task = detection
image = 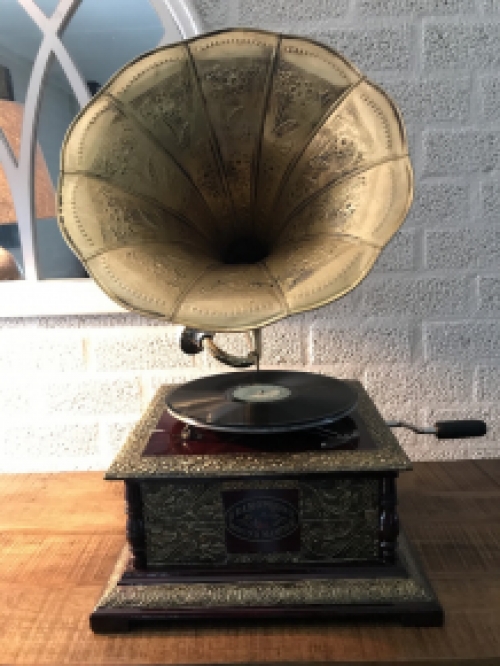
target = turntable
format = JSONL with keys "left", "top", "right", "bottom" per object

{"left": 57, "top": 29, "right": 486, "bottom": 632}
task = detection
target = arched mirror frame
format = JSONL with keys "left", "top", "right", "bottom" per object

{"left": 0, "top": 0, "right": 201, "bottom": 316}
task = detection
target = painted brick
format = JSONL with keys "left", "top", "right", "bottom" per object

{"left": 238, "top": 0, "right": 349, "bottom": 25}
{"left": 425, "top": 229, "right": 500, "bottom": 269}
{"left": 478, "top": 277, "right": 500, "bottom": 315}
{"left": 0, "top": 331, "right": 85, "bottom": 372}
{"left": 378, "top": 78, "right": 470, "bottom": 123}
{"left": 304, "top": 363, "right": 366, "bottom": 382}
{"left": 307, "top": 285, "right": 362, "bottom": 320}
{"left": 315, "top": 27, "right": 412, "bottom": 72}
{"left": 358, "top": 0, "right": 474, "bottom": 16}
{"left": 311, "top": 319, "right": 412, "bottom": 364}
{"left": 481, "top": 180, "right": 500, "bottom": 225}
{"left": 101, "top": 418, "right": 138, "bottom": 459}
{"left": 423, "top": 22, "right": 500, "bottom": 70}
{"left": 467, "top": 444, "right": 500, "bottom": 459}
{"left": 365, "top": 362, "right": 473, "bottom": 408}
{"left": 90, "top": 328, "right": 192, "bottom": 371}
{"left": 425, "top": 321, "right": 500, "bottom": 361}
{"left": 483, "top": 0, "right": 500, "bottom": 11}
{"left": 366, "top": 387, "right": 418, "bottom": 422}
{"left": 423, "top": 131, "right": 500, "bottom": 176}
{"left": 405, "top": 181, "right": 469, "bottom": 228}
{"left": 42, "top": 375, "right": 143, "bottom": 415}
{"left": 261, "top": 317, "right": 305, "bottom": 366}
{"left": 481, "top": 77, "right": 500, "bottom": 122}
{"left": 0, "top": 374, "right": 38, "bottom": 418}
{"left": 372, "top": 230, "right": 416, "bottom": 272}
{"left": 356, "top": 322, "right": 413, "bottom": 365}
{"left": 475, "top": 365, "right": 500, "bottom": 401}
{"left": 361, "top": 276, "right": 470, "bottom": 317}
{"left": 195, "top": 0, "right": 232, "bottom": 30}
{"left": 0, "top": 422, "right": 100, "bottom": 459}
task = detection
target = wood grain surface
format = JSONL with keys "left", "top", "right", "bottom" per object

{"left": 1, "top": 461, "right": 500, "bottom": 665}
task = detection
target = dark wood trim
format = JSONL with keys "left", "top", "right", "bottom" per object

{"left": 379, "top": 474, "right": 399, "bottom": 564}
{"left": 124, "top": 480, "right": 147, "bottom": 570}
{"left": 90, "top": 599, "right": 444, "bottom": 634}
{"left": 120, "top": 557, "right": 408, "bottom": 584}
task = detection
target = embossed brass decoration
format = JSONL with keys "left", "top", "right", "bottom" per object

{"left": 58, "top": 29, "right": 412, "bottom": 331}
{"left": 96, "top": 533, "right": 434, "bottom": 611}
{"left": 105, "top": 381, "right": 412, "bottom": 480}
{"left": 141, "top": 477, "right": 379, "bottom": 567}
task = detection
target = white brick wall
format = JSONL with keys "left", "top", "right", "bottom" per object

{"left": 405, "top": 182, "right": 470, "bottom": 227}
{"left": 317, "top": 27, "right": 414, "bottom": 72}
{"left": 1, "top": 0, "right": 499, "bottom": 471}
{"left": 423, "top": 22, "right": 500, "bottom": 70}
{"left": 482, "top": 180, "right": 500, "bottom": 223}
{"left": 423, "top": 130, "right": 500, "bottom": 175}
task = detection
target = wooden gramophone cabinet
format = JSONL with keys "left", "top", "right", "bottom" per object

{"left": 90, "top": 381, "right": 443, "bottom": 633}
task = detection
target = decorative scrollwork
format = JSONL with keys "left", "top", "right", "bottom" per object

{"left": 140, "top": 475, "right": 379, "bottom": 567}
{"left": 107, "top": 381, "right": 412, "bottom": 479}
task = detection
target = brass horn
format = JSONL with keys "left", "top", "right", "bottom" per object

{"left": 58, "top": 29, "right": 412, "bottom": 356}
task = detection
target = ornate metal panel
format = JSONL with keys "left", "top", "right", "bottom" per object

{"left": 96, "top": 533, "right": 435, "bottom": 610}
{"left": 141, "top": 476, "right": 380, "bottom": 567}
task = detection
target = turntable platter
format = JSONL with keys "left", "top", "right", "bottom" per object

{"left": 166, "top": 371, "right": 357, "bottom": 433}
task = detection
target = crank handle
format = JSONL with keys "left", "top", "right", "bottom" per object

{"left": 386, "top": 419, "right": 487, "bottom": 439}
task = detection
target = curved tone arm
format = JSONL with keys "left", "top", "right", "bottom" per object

{"left": 180, "top": 327, "right": 262, "bottom": 369}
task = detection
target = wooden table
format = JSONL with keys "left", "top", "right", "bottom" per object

{"left": 1, "top": 460, "right": 500, "bottom": 665}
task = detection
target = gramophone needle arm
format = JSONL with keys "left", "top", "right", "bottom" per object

{"left": 203, "top": 337, "right": 259, "bottom": 368}
{"left": 178, "top": 327, "right": 261, "bottom": 369}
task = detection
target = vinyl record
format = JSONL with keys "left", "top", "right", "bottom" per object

{"left": 166, "top": 370, "right": 357, "bottom": 433}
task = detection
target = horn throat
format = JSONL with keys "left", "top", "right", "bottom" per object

{"left": 221, "top": 235, "right": 270, "bottom": 265}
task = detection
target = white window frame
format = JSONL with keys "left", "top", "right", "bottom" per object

{"left": 0, "top": 0, "right": 201, "bottom": 317}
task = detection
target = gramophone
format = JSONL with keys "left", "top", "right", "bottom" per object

{"left": 57, "top": 29, "right": 486, "bottom": 633}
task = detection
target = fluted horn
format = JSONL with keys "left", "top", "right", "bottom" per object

{"left": 58, "top": 28, "right": 412, "bottom": 334}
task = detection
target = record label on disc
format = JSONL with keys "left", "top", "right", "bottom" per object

{"left": 166, "top": 370, "right": 357, "bottom": 434}
{"left": 232, "top": 384, "right": 291, "bottom": 402}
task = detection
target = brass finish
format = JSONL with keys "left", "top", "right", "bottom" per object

{"left": 58, "top": 29, "right": 412, "bottom": 332}
{"left": 105, "top": 381, "right": 412, "bottom": 480}
{"left": 141, "top": 477, "right": 380, "bottom": 566}
{"left": 95, "top": 532, "right": 433, "bottom": 611}
{"left": 204, "top": 330, "right": 261, "bottom": 368}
